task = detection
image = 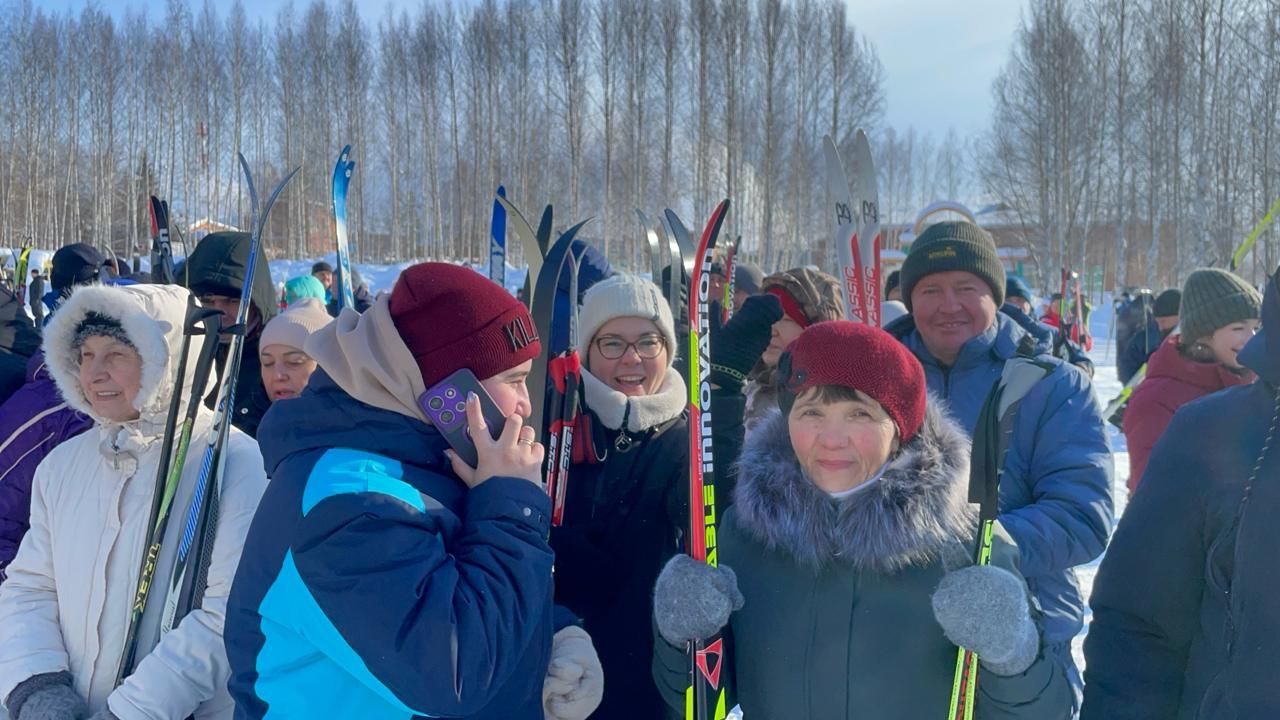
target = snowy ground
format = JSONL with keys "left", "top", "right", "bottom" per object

{"left": 1071, "top": 301, "right": 1127, "bottom": 673}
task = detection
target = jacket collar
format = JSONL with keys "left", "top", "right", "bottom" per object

{"left": 732, "top": 399, "right": 975, "bottom": 572}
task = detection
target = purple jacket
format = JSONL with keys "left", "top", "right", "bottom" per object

{"left": 0, "top": 352, "right": 93, "bottom": 580}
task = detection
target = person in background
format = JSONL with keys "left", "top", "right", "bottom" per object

{"left": 1003, "top": 276, "right": 1094, "bottom": 377}
{"left": 310, "top": 261, "right": 334, "bottom": 300}
{"left": 884, "top": 269, "right": 902, "bottom": 302}
{"left": 259, "top": 298, "right": 333, "bottom": 402}
{"left": 324, "top": 267, "right": 374, "bottom": 316}
{"left": 1082, "top": 265, "right": 1279, "bottom": 719}
{"left": 283, "top": 275, "right": 326, "bottom": 308}
{"left": 1122, "top": 269, "right": 1260, "bottom": 492}
{"left": 180, "top": 232, "right": 279, "bottom": 439}
{"left": 1118, "top": 288, "right": 1180, "bottom": 384}
{"left": 884, "top": 221, "right": 1113, "bottom": 708}
{"left": 27, "top": 270, "right": 44, "bottom": 327}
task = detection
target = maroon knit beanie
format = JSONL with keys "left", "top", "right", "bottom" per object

{"left": 389, "top": 263, "right": 541, "bottom": 388}
{"left": 777, "top": 320, "right": 927, "bottom": 441}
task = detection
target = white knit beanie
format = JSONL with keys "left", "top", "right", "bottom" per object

{"left": 577, "top": 273, "right": 677, "bottom": 366}
{"left": 260, "top": 297, "right": 333, "bottom": 353}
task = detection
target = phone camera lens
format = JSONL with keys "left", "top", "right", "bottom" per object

{"left": 440, "top": 410, "right": 454, "bottom": 424}
{"left": 428, "top": 396, "right": 444, "bottom": 411}
{"left": 455, "top": 402, "right": 466, "bottom": 413}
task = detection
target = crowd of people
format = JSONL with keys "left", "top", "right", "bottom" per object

{"left": 0, "top": 216, "right": 1271, "bottom": 720}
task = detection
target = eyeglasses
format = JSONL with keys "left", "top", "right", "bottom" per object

{"left": 594, "top": 334, "right": 666, "bottom": 360}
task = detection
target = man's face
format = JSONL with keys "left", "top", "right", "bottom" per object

{"left": 910, "top": 271, "right": 999, "bottom": 366}
{"left": 314, "top": 270, "right": 334, "bottom": 290}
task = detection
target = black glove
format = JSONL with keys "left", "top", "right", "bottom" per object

{"left": 708, "top": 294, "right": 783, "bottom": 391}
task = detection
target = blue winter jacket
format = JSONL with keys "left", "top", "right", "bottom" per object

{"left": 225, "top": 371, "right": 556, "bottom": 719}
{"left": 886, "top": 313, "right": 1114, "bottom": 694}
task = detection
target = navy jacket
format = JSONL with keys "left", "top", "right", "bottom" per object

{"left": 1001, "top": 303, "right": 1093, "bottom": 375}
{"left": 1082, "top": 275, "right": 1280, "bottom": 719}
{"left": 225, "top": 371, "right": 556, "bottom": 719}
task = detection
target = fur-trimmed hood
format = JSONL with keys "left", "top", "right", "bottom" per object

{"left": 733, "top": 397, "right": 975, "bottom": 572}
{"left": 42, "top": 284, "right": 202, "bottom": 435}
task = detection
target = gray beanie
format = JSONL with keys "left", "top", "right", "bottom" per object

{"left": 1180, "top": 269, "right": 1262, "bottom": 343}
{"left": 900, "top": 221, "right": 1006, "bottom": 311}
{"left": 577, "top": 273, "right": 677, "bottom": 366}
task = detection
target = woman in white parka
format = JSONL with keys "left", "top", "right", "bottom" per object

{"left": 0, "top": 283, "right": 267, "bottom": 720}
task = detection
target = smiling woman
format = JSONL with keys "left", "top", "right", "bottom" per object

{"left": 72, "top": 314, "right": 143, "bottom": 423}
{"left": 548, "top": 273, "right": 691, "bottom": 720}
{"left": 651, "top": 320, "right": 1075, "bottom": 720}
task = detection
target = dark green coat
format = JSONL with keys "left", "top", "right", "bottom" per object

{"left": 655, "top": 404, "right": 1073, "bottom": 720}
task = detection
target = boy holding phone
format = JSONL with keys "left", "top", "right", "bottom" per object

{"left": 224, "top": 263, "right": 603, "bottom": 720}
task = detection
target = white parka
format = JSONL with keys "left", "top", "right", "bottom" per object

{"left": 0, "top": 284, "right": 267, "bottom": 720}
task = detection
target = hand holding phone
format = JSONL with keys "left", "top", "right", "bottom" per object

{"left": 420, "top": 369, "right": 543, "bottom": 488}
{"left": 446, "top": 394, "right": 544, "bottom": 488}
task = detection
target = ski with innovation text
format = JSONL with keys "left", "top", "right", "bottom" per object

{"left": 671, "top": 200, "right": 731, "bottom": 720}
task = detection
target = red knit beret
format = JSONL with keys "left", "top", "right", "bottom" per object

{"left": 389, "top": 263, "right": 541, "bottom": 388}
{"left": 778, "top": 320, "right": 927, "bottom": 441}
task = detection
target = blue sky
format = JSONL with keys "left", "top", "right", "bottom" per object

{"left": 39, "top": 0, "right": 1022, "bottom": 140}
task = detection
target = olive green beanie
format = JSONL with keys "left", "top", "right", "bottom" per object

{"left": 900, "top": 221, "right": 1006, "bottom": 311}
{"left": 1179, "top": 268, "right": 1261, "bottom": 343}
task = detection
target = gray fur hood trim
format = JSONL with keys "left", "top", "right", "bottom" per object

{"left": 732, "top": 397, "right": 976, "bottom": 572}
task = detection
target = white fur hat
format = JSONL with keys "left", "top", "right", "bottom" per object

{"left": 576, "top": 273, "right": 677, "bottom": 366}
{"left": 260, "top": 298, "right": 333, "bottom": 354}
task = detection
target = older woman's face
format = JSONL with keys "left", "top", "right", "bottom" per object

{"left": 762, "top": 316, "right": 804, "bottom": 368}
{"left": 787, "top": 387, "right": 897, "bottom": 494}
{"left": 78, "top": 336, "right": 144, "bottom": 422}
{"left": 260, "top": 344, "right": 319, "bottom": 401}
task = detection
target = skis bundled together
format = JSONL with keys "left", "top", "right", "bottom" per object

{"left": 823, "top": 130, "right": 881, "bottom": 326}
{"left": 115, "top": 298, "right": 223, "bottom": 684}
{"left": 514, "top": 196, "right": 591, "bottom": 525}
{"left": 331, "top": 146, "right": 356, "bottom": 311}
{"left": 161, "top": 157, "right": 299, "bottom": 634}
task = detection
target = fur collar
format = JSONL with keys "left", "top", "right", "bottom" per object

{"left": 42, "top": 284, "right": 200, "bottom": 436}
{"left": 581, "top": 367, "right": 687, "bottom": 432}
{"left": 733, "top": 398, "right": 975, "bottom": 572}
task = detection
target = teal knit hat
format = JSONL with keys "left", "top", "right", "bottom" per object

{"left": 1179, "top": 268, "right": 1262, "bottom": 343}
{"left": 900, "top": 221, "right": 1006, "bottom": 311}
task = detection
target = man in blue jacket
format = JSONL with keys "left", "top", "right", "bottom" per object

{"left": 885, "top": 221, "right": 1114, "bottom": 706}
{"left": 225, "top": 263, "right": 603, "bottom": 720}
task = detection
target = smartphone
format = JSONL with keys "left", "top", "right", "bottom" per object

{"left": 418, "top": 368, "right": 507, "bottom": 469}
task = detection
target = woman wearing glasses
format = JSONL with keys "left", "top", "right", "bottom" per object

{"left": 548, "top": 273, "right": 689, "bottom": 720}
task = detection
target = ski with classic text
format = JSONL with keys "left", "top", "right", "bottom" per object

{"left": 670, "top": 200, "right": 731, "bottom": 720}
{"left": 851, "top": 130, "right": 882, "bottom": 327}
{"left": 332, "top": 145, "right": 356, "bottom": 311}
{"left": 161, "top": 156, "right": 300, "bottom": 633}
